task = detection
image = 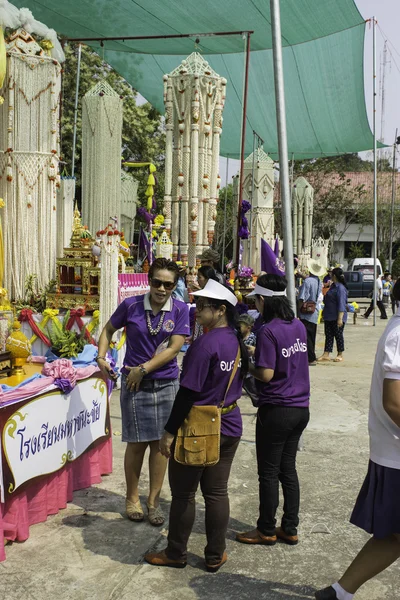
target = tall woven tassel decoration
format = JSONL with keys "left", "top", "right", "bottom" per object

{"left": 163, "top": 53, "right": 226, "bottom": 274}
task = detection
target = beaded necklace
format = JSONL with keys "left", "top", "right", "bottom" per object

{"left": 146, "top": 309, "right": 166, "bottom": 336}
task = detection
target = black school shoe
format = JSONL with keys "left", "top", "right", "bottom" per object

{"left": 315, "top": 587, "right": 338, "bottom": 599}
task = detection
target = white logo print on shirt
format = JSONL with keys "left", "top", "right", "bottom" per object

{"left": 281, "top": 338, "right": 307, "bottom": 358}
{"left": 220, "top": 359, "right": 242, "bottom": 372}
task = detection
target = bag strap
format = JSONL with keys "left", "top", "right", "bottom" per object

{"left": 219, "top": 346, "right": 241, "bottom": 409}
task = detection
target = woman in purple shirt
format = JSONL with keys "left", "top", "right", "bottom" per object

{"left": 97, "top": 258, "right": 189, "bottom": 526}
{"left": 145, "top": 279, "right": 248, "bottom": 572}
{"left": 318, "top": 267, "right": 348, "bottom": 363}
{"left": 236, "top": 274, "right": 310, "bottom": 547}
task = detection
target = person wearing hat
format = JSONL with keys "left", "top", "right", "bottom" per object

{"left": 199, "top": 248, "right": 226, "bottom": 286}
{"left": 145, "top": 279, "right": 248, "bottom": 572}
{"left": 236, "top": 274, "right": 310, "bottom": 547}
{"left": 297, "top": 259, "right": 325, "bottom": 365}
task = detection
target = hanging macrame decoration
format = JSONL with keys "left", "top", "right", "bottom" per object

{"left": 0, "top": 28, "right": 61, "bottom": 300}
{"left": 98, "top": 222, "right": 120, "bottom": 334}
{"left": 82, "top": 81, "right": 123, "bottom": 237}
{"left": 56, "top": 176, "right": 75, "bottom": 257}
{"left": 163, "top": 53, "right": 226, "bottom": 269}
{"left": 120, "top": 171, "right": 139, "bottom": 245}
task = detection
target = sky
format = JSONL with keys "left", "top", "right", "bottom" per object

{"left": 219, "top": 0, "right": 400, "bottom": 184}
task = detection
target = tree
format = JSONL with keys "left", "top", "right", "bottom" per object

{"left": 214, "top": 184, "right": 234, "bottom": 263}
{"left": 61, "top": 43, "right": 165, "bottom": 208}
{"left": 347, "top": 243, "right": 366, "bottom": 261}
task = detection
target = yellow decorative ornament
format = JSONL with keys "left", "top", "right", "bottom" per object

{"left": 114, "top": 330, "right": 126, "bottom": 351}
{"left": 154, "top": 214, "right": 164, "bottom": 227}
{"left": 30, "top": 309, "right": 60, "bottom": 344}
{"left": 40, "top": 39, "right": 54, "bottom": 56}
{"left": 0, "top": 26, "right": 6, "bottom": 105}
{"left": 0, "top": 199, "right": 5, "bottom": 208}
{"left": 234, "top": 290, "right": 243, "bottom": 303}
{"left": 122, "top": 162, "right": 157, "bottom": 211}
{"left": 6, "top": 321, "right": 32, "bottom": 369}
{"left": 87, "top": 310, "right": 100, "bottom": 334}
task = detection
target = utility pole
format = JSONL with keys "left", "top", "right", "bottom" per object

{"left": 389, "top": 129, "right": 399, "bottom": 272}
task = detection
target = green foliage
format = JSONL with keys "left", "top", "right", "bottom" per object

{"left": 15, "top": 276, "right": 57, "bottom": 313}
{"left": 347, "top": 243, "right": 365, "bottom": 261}
{"left": 214, "top": 183, "right": 235, "bottom": 263}
{"left": 61, "top": 44, "right": 165, "bottom": 209}
{"left": 46, "top": 311, "right": 87, "bottom": 358}
{"left": 392, "top": 248, "right": 400, "bottom": 278}
{"left": 379, "top": 253, "right": 387, "bottom": 273}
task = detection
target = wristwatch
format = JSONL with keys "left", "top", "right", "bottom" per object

{"left": 96, "top": 355, "right": 107, "bottom": 363}
{"left": 138, "top": 364, "right": 148, "bottom": 376}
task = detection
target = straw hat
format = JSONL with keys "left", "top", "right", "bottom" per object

{"left": 307, "top": 259, "right": 327, "bottom": 278}
{"left": 199, "top": 248, "right": 220, "bottom": 263}
{"left": 192, "top": 279, "right": 238, "bottom": 306}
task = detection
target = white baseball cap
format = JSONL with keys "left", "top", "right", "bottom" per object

{"left": 192, "top": 279, "right": 238, "bottom": 306}
{"left": 247, "top": 283, "right": 287, "bottom": 297}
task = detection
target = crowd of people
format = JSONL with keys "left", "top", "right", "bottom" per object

{"left": 95, "top": 254, "right": 400, "bottom": 599}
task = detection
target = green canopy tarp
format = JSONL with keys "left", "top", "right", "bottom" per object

{"left": 10, "top": 0, "right": 375, "bottom": 159}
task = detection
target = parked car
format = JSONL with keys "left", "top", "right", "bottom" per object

{"left": 347, "top": 258, "right": 382, "bottom": 281}
{"left": 344, "top": 271, "right": 374, "bottom": 298}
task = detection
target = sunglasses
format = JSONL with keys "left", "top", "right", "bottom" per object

{"left": 150, "top": 278, "right": 176, "bottom": 291}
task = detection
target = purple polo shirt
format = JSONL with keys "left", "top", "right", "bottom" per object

{"left": 255, "top": 319, "right": 310, "bottom": 408}
{"left": 180, "top": 327, "right": 243, "bottom": 437}
{"left": 110, "top": 294, "right": 190, "bottom": 380}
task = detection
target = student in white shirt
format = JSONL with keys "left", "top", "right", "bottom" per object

{"left": 363, "top": 275, "right": 388, "bottom": 320}
{"left": 316, "top": 279, "right": 400, "bottom": 599}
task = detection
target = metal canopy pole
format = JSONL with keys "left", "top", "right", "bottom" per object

{"left": 389, "top": 128, "right": 398, "bottom": 273}
{"left": 66, "top": 30, "right": 254, "bottom": 43}
{"left": 221, "top": 156, "right": 230, "bottom": 267}
{"left": 373, "top": 17, "right": 377, "bottom": 326}
{"left": 270, "top": 0, "right": 296, "bottom": 312}
{"left": 235, "top": 32, "right": 252, "bottom": 265}
{"left": 71, "top": 43, "right": 82, "bottom": 177}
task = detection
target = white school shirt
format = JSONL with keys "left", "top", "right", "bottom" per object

{"left": 369, "top": 307, "right": 400, "bottom": 469}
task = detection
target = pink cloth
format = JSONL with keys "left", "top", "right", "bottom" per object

{"left": 0, "top": 365, "right": 100, "bottom": 406}
{"left": 0, "top": 437, "right": 112, "bottom": 561}
{"left": 42, "top": 359, "right": 78, "bottom": 388}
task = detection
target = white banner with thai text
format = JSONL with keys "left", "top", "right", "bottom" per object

{"left": 2, "top": 376, "right": 109, "bottom": 494}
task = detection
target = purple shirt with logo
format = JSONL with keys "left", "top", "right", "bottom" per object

{"left": 180, "top": 327, "right": 243, "bottom": 437}
{"left": 255, "top": 318, "right": 310, "bottom": 408}
{"left": 110, "top": 294, "right": 190, "bottom": 379}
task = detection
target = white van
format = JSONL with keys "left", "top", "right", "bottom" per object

{"left": 347, "top": 258, "right": 383, "bottom": 281}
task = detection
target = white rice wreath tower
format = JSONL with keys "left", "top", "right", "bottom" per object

{"left": 120, "top": 170, "right": 139, "bottom": 245}
{"left": 0, "top": 28, "right": 61, "bottom": 299}
{"left": 56, "top": 176, "right": 75, "bottom": 257}
{"left": 163, "top": 53, "right": 226, "bottom": 269}
{"left": 82, "top": 81, "right": 123, "bottom": 237}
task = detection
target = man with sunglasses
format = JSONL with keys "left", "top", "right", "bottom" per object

{"left": 97, "top": 258, "right": 189, "bottom": 527}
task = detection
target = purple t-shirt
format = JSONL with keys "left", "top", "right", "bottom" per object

{"left": 110, "top": 294, "right": 190, "bottom": 379}
{"left": 255, "top": 318, "right": 310, "bottom": 408}
{"left": 180, "top": 327, "right": 243, "bottom": 437}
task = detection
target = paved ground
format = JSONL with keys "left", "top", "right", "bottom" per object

{"left": 2, "top": 314, "right": 399, "bottom": 599}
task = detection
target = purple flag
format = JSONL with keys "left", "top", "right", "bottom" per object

{"left": 261, "top": 238, "right": 285, "bottom": 276}
{"left": 139, "top": 227, "right": 150, "bottom": 258}
{"left": 274, "top": 236, "right": 279, "bottom": 258}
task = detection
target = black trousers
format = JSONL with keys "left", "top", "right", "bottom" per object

{"left": 301, "top": 319, "right": 317, "bottom": 363}
{"left": 324, "top": 320, "right": 345, "bottom": 353}
{"left": 243, "top": 375, "right": 259, "bottom": 407}
{"left": 365, "top": 300, "right": 387, "bottom": 319}
{"left": 167, "top": 435, "right": 240, "bottom": 563}
{"left": 256, "top": 404, "right": 310, "bottom": 537}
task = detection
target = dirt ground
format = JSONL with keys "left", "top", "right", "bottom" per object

{"left": 1, "top": 315, "right": 399, "bottom": 600}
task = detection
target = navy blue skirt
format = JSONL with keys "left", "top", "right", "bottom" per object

{"left": 350, "top": 460, "right": 400, "bottom": 539}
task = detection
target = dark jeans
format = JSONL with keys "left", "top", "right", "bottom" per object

{"left": 256, "top": 404, "right": 310, "bottom": 537}
{"left": 324, "top": 320, "right": 345, "bottom": 353}
{"left": 167, "top": 435, "right": 240, "bottom": 563}
{"left": 301, "top": 319, "right": 317, "bottom": 363}
{"left": 243, "top": 375, "right": 259, "bottom": 407}
{"left": 365, "top": 300, "right": 387, "bottom": 319}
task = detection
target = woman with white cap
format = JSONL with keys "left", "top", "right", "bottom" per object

{"left": 298, "top": 259, "right": 325, "bottom": 365}
{"left": 145, "top": 279, "right": 248, "bottom": 572}
{"left": 236, "top": 274, "right": 310, "bottom": 547}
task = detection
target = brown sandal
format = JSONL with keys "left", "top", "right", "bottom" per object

{"left": 126, "top": 499, "right": 144, "bottom": 522}
{"left": 147, "top": 504, "right": 165, "bottom": 527}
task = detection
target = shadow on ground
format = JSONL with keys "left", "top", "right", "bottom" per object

{"left": 189, "top": 573, "right": 316, "bottom": 599}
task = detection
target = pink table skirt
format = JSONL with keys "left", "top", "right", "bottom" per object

{"left": 0, "top": 437, "right": 112, "bottom": 562}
